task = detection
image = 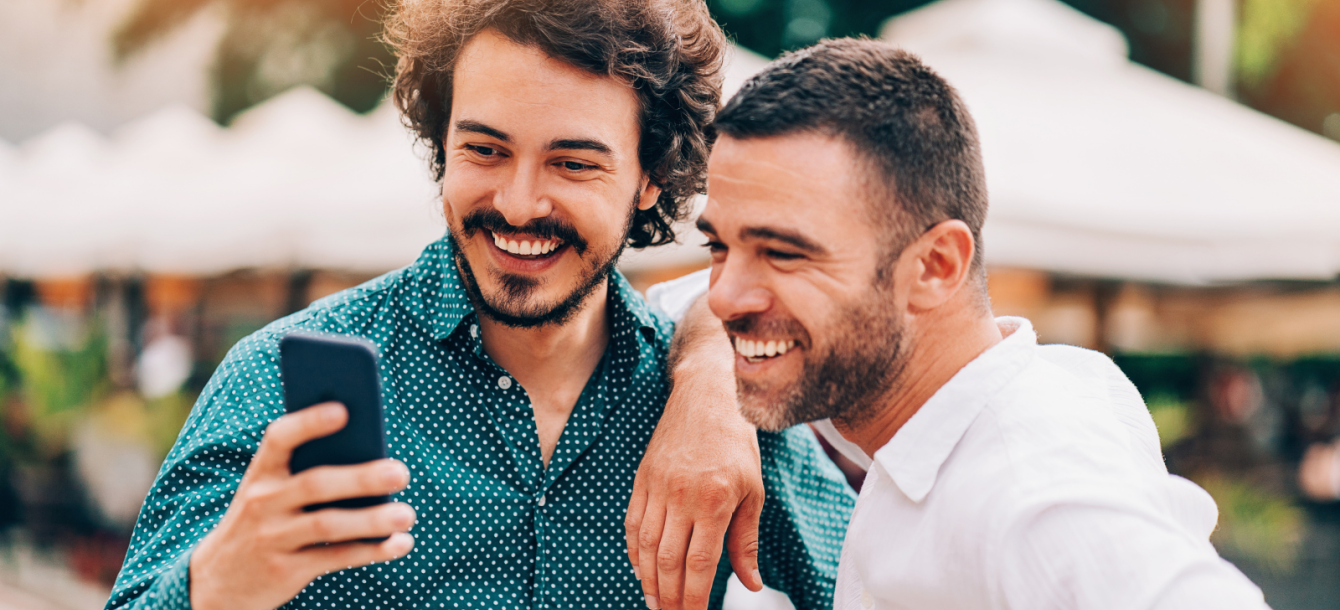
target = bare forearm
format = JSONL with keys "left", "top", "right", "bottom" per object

{"left": 666, "top": 295, "right": 750, "bottom": 435}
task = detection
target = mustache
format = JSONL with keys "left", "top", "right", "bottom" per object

{"left": 723, "top": 314, "right": 811, "bottom": 346}
{"left": 459, "top": 208, "right": 589, "bottom": 254}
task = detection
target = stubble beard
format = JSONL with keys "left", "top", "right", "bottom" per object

{"left": 734, "top": 286, "right": 908, "bottom": 432}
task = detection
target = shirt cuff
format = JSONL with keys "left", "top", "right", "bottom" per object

{"left": 645, "top": 268, "right": 710, "bottom": 323}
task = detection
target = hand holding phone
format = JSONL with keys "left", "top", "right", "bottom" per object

{"left": 280, "top": 332, "right": 392, "bottom": 510}
{"left": 186, "top": 334, "right": 414, "bottom": 610}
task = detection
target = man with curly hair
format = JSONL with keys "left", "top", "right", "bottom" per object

{"left": 104, "top": 2, "right": 853, "bottom": 610}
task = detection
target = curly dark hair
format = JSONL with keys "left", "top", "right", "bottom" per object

{"left": 385, "top": 0, "right": 726, "bottom": 249}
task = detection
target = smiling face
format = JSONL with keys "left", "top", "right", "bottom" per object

{"left": 700, "top": 132, "right": 910, "bottom": 431}
{"left": 443, "top": 29, "right": 660, "bottom": 328}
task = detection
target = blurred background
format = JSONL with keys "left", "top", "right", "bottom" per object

{"left": 1, "top": 0, "right": 1340, "bottom": 608}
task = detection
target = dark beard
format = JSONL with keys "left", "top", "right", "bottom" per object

{"left": 448, "top": 198, "right": 634, "bottom": 329}
{"left": 726, "top": 287, "right": 906, "bottom": 432}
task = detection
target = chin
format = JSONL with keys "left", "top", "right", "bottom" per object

{"left": 736, "top": 388, "right": 805, "bottom": 432}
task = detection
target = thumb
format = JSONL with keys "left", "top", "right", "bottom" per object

{"left": 725, "top": 490, "right": 763, "bottom": 591}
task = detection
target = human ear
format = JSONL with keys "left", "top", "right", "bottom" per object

{"left": 901, "top": 220, "right": 975, "bottom": 311}
{"left": 637, "top": 178, "right": 662, "bottom": 211}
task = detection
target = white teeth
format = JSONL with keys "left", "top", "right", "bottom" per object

{"left": 491, "top": 232, "right": 562, "bottom": 256}
{"left": 735, "top": 337, "right": 798, "bottom": 359}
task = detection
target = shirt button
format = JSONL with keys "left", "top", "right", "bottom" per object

{"left": 470, "top": 324, "right": 479, "bottom": 338}
{"left": 498, "top": 376, "right": 512, "bottom": 390}
{"left": 537, "top": 494, "right": 547, "bottom": 507}
{"left": 860, "top": 588, "right": 874, "bottom": 609}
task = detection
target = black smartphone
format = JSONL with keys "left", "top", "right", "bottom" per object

{"left": 280, "top": 332, "right": 390, "bottom": 512}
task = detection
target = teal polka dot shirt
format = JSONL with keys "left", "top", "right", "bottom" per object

{"left": 105, "top": 236, "right": 855, "bottom": 609}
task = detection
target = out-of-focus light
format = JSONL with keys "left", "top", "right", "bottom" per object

{"left": 717, "top": 0, "right": 765, "bottom": 17}
{"left": 1324, "top": 113, "right": 1340, "bottom": 142}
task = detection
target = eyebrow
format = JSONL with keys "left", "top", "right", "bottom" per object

{"left": 742, "top": 226, "right": 828, "bottom": 255}
{"left": 548, "top": 138, "right": 613, "bottom": 156}
{"left": 696, "top": 217, "right": 829, "bottom": 256}
{"left": 454, "top": 120, "right": 510, "bottom": 142}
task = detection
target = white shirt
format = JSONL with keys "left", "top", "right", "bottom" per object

{"left": 818, "top": 317, "right": 1269, "bottom": 610}
{"left": 646, "top": 276, "right": 1269, "bottom": 610}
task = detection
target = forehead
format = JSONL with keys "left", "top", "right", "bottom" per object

{"left": 704, "top": 133, "right": 876, "bottom": 246}
{"left": 451, "top": 29, "right": 641, "bottom": 149}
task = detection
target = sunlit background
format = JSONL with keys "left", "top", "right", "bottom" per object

{"left": 2, "top": 0, "right": 1340, "bottom": 608}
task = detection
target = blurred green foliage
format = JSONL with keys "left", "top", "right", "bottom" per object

{"left": 114, "top": 0, "right": 394, "bottom": 124}
{"left": 8, "top": 317, "right": 109, "bottom": 459}
{"left": 1199, "top": 474, "right": 1305, "bottom": 574}
{"left": 1236, "top": 0, "right": 1318, "bottom": 89}
{"left": 1146, "top": 393, "right": 1192, "bottom": 449}
{"left": 111, "top": 0, "right": 1335, "bottom": 137}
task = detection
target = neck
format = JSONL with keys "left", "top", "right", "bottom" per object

{"left": 478, "top": 282, "right": 611, "bottom": 385}
{"left": 834, "top": 305, "right": 1003, "bottom": 457}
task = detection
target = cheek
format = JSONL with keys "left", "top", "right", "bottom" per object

{"left": 440, "top": 165, "right": 494, "bottom": 219}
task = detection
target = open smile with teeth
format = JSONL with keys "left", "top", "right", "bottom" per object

{"left": 491, "top": 232, "right": 564, "bottom": 257}
{"left": 734, "top": 336, "right": 798, "bottom": 362}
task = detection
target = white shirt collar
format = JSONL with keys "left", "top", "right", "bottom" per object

{"left": 872, "top": 316, "right": 1038, "bottom": 503}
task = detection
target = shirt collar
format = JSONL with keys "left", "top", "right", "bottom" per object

{"left": 414, "top": 234, "right": 662, "bottom": 352}
{"left": 872, "top": 316, "right": 1038, "bottom": 503}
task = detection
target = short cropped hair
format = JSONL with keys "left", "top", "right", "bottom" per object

{"left": 715, "top": 38, "right": 988, "bottom": 275}
{"left": 386, "top": 0, "right": 727, "bottom": 249}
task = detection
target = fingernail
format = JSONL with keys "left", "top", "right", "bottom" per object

{"left": 751, "top": 569, "right": 761, "bottom": 584}
{"left": 633, "top": 566, "right": 640, "bottom": 580}
{"left": 644, "top": 595, "right": 659, "bottom": 609}
{"left": 384, "top": 463, "right": 408, "bottom": 484}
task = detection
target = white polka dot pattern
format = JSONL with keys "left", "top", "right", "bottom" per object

{"left": 103, "top": 237, "right": 854, "bottom": 610}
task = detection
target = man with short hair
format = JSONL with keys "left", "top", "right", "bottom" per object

{"left": 677, "top": 38, "right": 1271, "bottom": 609}
{"left": 104, "top": 2, "right": 852, "bottom": 609}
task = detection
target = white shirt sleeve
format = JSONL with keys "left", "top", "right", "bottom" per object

{"left": 997, "top": 501, "right": 1270, "bottom": 610}
{"left": 644, "top": 268, "right": 710, "bottom": 323}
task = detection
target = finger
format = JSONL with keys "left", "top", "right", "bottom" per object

{"left": 655, "top": 510, "right": 694, "bottom": 610}
{"left": 285, "top": 460, "right": 410, "bottom": 508}
{"left": 283, "top": 502, "right": 416, "bottom": 548}
{"left": 725, "top": 491, "right": 764, "bottom": 592}
{"left": 251, "top": 403, "right": 348, "bottom": 476}
{"left": 625, "top": 481, "right": 649, "bottom": 578}
{"left": 637, "top": 500, "right": 668, "bottom": 609}
{"left": 680, "top": 518, "right": 728, "bottom": 610}
{"left": 303, "top": 532, "right": 415, "bottom": 576}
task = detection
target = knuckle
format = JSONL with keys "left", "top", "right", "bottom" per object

{"left": 656, "top": 549, "right": 683, "bottom": 572}
{"left": 623, "top": 514, "right": 641, "bottom": 532}
{"left": 684, "top": 550, "right": 717, "bottom": 574}
{"left": 638, "top": 529, "right": 661, "bottom": 550}
{"left": 683, "top": 590, "right": 709, "bottom": 610}
{"left": 311, "top": 513, "right": 336, "bottom": 539}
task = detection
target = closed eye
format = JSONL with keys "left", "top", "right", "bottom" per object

{"left": 766, "top": 249, "right": 804, "bottom": 261}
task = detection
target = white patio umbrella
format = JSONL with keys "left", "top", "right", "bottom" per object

{"left": 0, "top": 122, "right": 116, "bottom": 277}
{"left": 881, "top": 0, "right": 1340, "bottom": 284}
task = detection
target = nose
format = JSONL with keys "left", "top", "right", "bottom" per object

{"left": 708, "top": 254, "right": 772, "bottom": 323}
{"left": 494, "top": 161, "right": 554, "bottom": 228}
